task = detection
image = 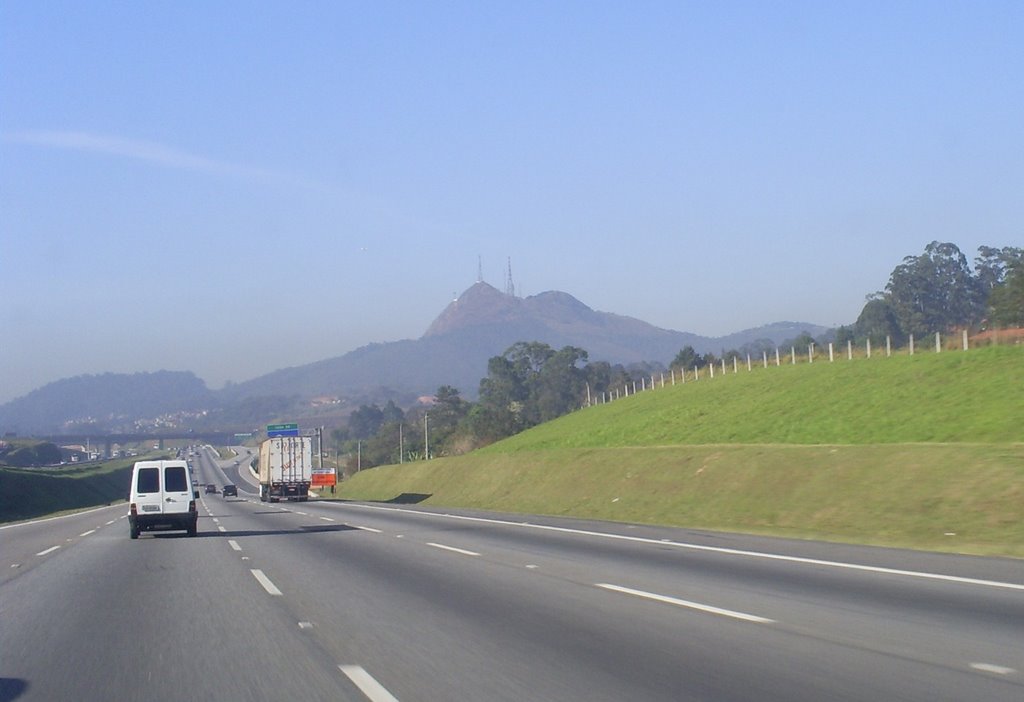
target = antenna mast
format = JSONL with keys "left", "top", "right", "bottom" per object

{"left": 477, "top": 255, "right": 483, "bottom": 283}
{"left": 505, "top": 257, "right": 515, "bottom": 297}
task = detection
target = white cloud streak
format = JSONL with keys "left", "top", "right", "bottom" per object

{"left": 3, "top": 130, "right": 322, "bottom": 190}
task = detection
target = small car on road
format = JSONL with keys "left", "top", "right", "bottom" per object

{"left": 204, "top": 484, "right": 217, "bottom": 494}
{"left": 222, "top": 484, "right": 238, "bottom": 497}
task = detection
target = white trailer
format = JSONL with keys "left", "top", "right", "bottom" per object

{"left": 258, "top": 436, "right": 312, "bottom": 502}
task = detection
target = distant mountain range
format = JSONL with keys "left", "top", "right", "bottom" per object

{"left": 0, "top": 282, "right": 828, "bottom": 434}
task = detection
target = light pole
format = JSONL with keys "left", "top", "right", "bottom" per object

{"left": 423, "top": 412, "right": 429, "bottom": 460}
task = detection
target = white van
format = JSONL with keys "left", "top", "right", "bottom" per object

{"left": 128, "top": 460, "right": 199, "bottom": 539}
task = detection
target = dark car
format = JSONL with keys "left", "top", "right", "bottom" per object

{"left": 205, "top": 484, "right": 217, "bottom": 494}
{"left": 222, "top": 484, "right": 237, "bottom": 498}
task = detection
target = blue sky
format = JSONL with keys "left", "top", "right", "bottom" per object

{"left": 2, "top": 1, "right": 1022, "bottom": 403}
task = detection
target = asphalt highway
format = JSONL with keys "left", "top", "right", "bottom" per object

{"left": 1, "top": 447, "right": 1021, "bottom": 701}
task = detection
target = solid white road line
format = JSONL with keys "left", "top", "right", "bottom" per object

{"left": 339, "top": 665, "right": 401, "bottom": 702}
{"left": 251, "top": 569, "right": 282, "bottom": 596}
{"left": 228, "top": 540, "right": 242, "bottom": 551}
{"left": 341, "top": 504, "right": 1024, "bottom": 592}
{"left": 596, "top": 583, "right": 775, "bottom": 624}
{"left": 35, "top": 546, "right": 61, "bottom": 556}
{"left": 0, "top": 504, "right": 121, "bottom": 530}
{"left": 427, "top": 542, "right": 480, "bottom": 557}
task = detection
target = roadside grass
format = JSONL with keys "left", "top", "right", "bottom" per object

{"left": 337, "top": 345, "right": 1024, "bottom": 557}
{"left": 0, "top": 458, "right": 135, "bottom": 524}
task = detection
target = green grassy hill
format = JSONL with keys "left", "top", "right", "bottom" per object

{"left": 336, "top": 346, "right": 1024, "bottom": 556}
{"left": 0, "top": 458, "right": 137, "bottom": 523}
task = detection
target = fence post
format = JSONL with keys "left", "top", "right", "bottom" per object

{"left": 808, "top": 344, "right": 814, "bottom": 364}
{"left": 710, "top": 362, "right": 715, "bottom": 378}
{"left": 694, "top": 365, "right": 699, "bottom": 380}
{"left": 775, "top": 348, "right": 781, "bottom": 367}
{"left": 910, "top": 334, "right": 915, "bottom": 355}
{"left": 847, "top": 339, "right": 852, "bottom": 360}
{"left": 828, "top": 342, "right": 834, "bottom": 362}
{"left": 791, "top": 347, "right": 796, "bottom": 365}
{"left": 763, "top": 351, "right": 768, "bottom": 368}
{"left": 963, "top": 329, "right": 968, "bottom": 351}
{"left": 867, "top": 338, "right": 871, "bottom": 358}
{"left": 747, "top": 354, "right": 752, "bottom": 371}
{"left": 935, "top": 332, "right": 941, "bottom": 353}
{"left": 671, "top": 369, "right": 675, "bottom": 386}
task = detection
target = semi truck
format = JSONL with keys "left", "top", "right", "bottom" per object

{"left": 257, "top": 435, "right": 312, "bottom": 502}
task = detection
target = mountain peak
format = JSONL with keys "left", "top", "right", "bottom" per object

{"left": 423, "top": 282, "right": 524, "bottom": 337}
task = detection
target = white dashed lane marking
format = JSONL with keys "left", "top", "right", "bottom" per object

{"left": 596, "top": 583, "right": 774, "bottom": 624}
{"left": 427, "top": 543, "right": 480, "bottom": 557}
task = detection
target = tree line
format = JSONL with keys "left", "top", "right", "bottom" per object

{"left": 333, "top": 241, "right": 1022, "bottom": 471}
{"left": 840, "top": 242, "right": 1022, "bottom": 346}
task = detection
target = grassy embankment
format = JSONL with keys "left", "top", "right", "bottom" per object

{"left": 336, "top": 345, "right": 1024, "bottom": 557}
{"left": 0, "top": 457, "right": 142, "bottom": 523}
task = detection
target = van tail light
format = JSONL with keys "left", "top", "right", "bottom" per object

{"left": 130, "top": 503, "right": 137, "bottom": 516}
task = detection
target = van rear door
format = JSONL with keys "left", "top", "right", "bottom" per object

{"left": 134, "top": 465, "right": 163, "bottom": 515}
{"left": 162, "top": 463, "right": 191, "bottom": 516}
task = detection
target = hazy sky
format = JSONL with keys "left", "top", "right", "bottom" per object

{"left": 2, "top": 1, "right": 1022, "bottom": 403}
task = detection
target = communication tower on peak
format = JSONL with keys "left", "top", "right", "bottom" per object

{"left": 477, "top": 256, "right": 483, "bottom": 283}
{"left": 505, "top": 257, "right": 515, "bottom": 297}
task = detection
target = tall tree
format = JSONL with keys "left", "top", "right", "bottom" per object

{"left": 989, "top": 264, "right": 1024, "bottom": 327}
{"left": 974, "top": 246, "right": 1024, "bottom": 296}
{"left": 348, "top": 404, "right": 384, "bottom": 440}
{"left": 884, "top": 241, "right": 983, "bottom": 337}
{"left": 854, "top": 298, "right": 904, "bottom": 345}
{"left": 532, "top": 346, "right": 589, "bottom": 422}
{"left": 671, "top": 346, "right": 699, "bottom": 370}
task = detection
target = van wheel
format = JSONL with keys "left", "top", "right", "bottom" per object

{"left": 130, "top": 525, "right": 139, "bottom": 539}
{"left": 187, "top": 523, "right": 197, "bottom": 537}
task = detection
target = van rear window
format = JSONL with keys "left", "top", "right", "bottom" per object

{"left": 136, "top": 467, "right": 160, "bottom": 493}
{"left": 164, "top": 466, "right": 188, "bottom": 492}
